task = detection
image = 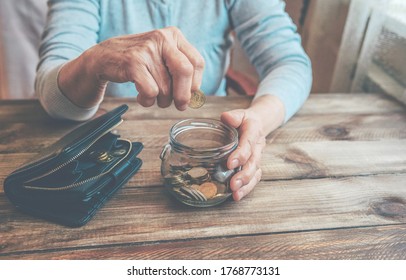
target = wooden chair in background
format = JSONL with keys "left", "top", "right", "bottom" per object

{"left": 331, "top": 0, "right": 406, "bottom": 104}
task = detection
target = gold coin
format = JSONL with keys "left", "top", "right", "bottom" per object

{"left": 189, "top": 89, "right": 206, "bottom": 109}
{"left": 190, "top": 184, "right": 200, "bottom": 190}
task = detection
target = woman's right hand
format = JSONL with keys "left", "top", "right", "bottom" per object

{"left": 58, "top": 26, "right": 205, "bottom": 110}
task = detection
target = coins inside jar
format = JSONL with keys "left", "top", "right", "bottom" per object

{"left": 188, "top": 89, "right": 206, "bottom": 109}
{"left": 161, "top": 118, "right": 239, "bottom": 207}
{"left": 165, "top": 165, "right": 232, "bottom": 206}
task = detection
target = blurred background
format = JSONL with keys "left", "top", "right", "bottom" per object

{"left": 231, "top": 0, "right": 406, "bottom": 105}
{"left": 1, "top": 0, "right": 405, "bottom": 104}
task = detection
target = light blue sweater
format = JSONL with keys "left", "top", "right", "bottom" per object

{"left": 36, "top": 0, "right": 312, "bottom": 121}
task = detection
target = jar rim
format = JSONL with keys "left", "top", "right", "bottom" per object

{"left": 169, "top": 118, "right": 238, "bottom": 154}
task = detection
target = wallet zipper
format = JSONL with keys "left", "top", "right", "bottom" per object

{"left": 23, "top": 139, "right": 133, "bottom": 191}
{"left": 23, "top": 138, "right": 132, "bottom": 191}
{"left": 23, "top": 120, "right": 124, "bottom": 190}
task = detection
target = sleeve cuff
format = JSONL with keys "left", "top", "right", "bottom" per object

{"left": 38, "top": 63, "right": 99, "bottom": 121}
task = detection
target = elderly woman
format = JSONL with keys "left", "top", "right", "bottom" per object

{"left": 35, "top": 0, "right": 312, "bottom": 201}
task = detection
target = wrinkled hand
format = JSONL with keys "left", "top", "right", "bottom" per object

{"left": 221, "top": 109, "right": 266, "bottom": 201}
{"left": 60, "top": 27, "right": 205, "bottom": 109}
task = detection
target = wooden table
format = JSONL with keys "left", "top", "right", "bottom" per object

{"left": 1, "top": 93, "right": 406, "bottom": 260}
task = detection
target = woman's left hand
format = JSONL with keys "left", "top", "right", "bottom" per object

{"left": 221, "top": 95, "right": 285, "bottom": 201}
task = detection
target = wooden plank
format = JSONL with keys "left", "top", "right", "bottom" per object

{"left": 1, "top": 93, "right": 405, "bottom": 124}
{"left": 2, "top": 224, "right": 405, "bottom": 259}
{"left": 1, "top": 173, "right": 406, "bottom": 254}
{"left": 2, "top": 139, "right": 406, "bottom": 189}
{"left": 1, "top": 110, "right": 406, "bottom": 153}
{"left": 119, "top": 140, "right": 406, "bottom": 185}
{"left": 295, "top": 93, "right": 405, "bottom": 115}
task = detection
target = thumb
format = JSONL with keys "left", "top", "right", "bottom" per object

{"left": 221, "top": 109, "right": 245, "bottom": 129}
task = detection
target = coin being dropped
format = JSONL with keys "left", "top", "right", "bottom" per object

{"left": 189, "top": 89, "right": 206, "bottom": 109}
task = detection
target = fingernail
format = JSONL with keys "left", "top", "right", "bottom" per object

{"left": 235, "top": 179, "right": 243, "bottom": 189}
{"left": 231, "top": 159, "right": 239, "bottom": 169}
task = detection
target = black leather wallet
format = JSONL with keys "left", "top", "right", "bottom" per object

{"left": 4, "top": 104, "right": 143, "bottom": 227}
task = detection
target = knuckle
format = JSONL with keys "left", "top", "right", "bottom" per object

{"left": 144, "top": 40, "right": 156, "bottom": 53}
{"left": 138, "top": 84, "right": 159, "bottom": 98}
{"left": 176, "top": 61, "right": 194, "bottom": 76}
{"left": 241, "top": 172, "right": 252, "bottom": 185}
{"left": 153, "top": 29, "right": 167, "bottom": 42}
{"left": 188, "top": 55, "right": 205, "bottom": 70}
{"left": 194, "top": 56, "right": 205, "bottom": 69}
{"left": 238, "top": 147, "right": 250, "bottom": 163}
{"left": 166, "top": 26, "right": 181, "bottom": 35}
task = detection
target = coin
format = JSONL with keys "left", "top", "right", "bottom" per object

{"left": 180, "top": 186, "right": 207, "bottom": 201}
{"left": 189, "top": 89, "right": 206, "bottom": 109}
{"left": 111, "top": 149, "right": 127, "bottom": 156}
{"left": 187, "top": 167, "right": 208, "bottom": 179}
{"left": 213, "top": 181, "right": 227, "bottom": 194}
{"left": 198, "top": 182, "right": 218, "bottom": 199}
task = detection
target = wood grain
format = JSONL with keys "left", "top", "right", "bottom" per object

{"left": 1, "top": 94, "right": 405, "bottom": 259}
{"left": 1, "top": 111, "right": 406, "bottom": 154}
{"left": 2, "top": 139, "right": 405, "bottom": 189}
{"left": 1, "top": 93, "right": 405, "bottom": 123}
{"left": 2, "top": 224, "right": 405, "bottom": 260}
{"left": 1, "top": 174, "right": 406, "bottom": 255}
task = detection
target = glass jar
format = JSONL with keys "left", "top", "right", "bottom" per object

{"left": 160, "top": 119, "right": 239, "bottom": 207}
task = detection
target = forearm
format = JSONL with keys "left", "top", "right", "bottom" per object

{"left": 255, "top": 61, "right": 312, "bottom": 123}
{"left": 247, "top": 94, "right": 285, "bottom": 136}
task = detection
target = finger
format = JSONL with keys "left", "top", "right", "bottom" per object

{"left": 230, "top": 114, "right": 265, "bottom": 168}
{"left": 163, "top": 45, "right": 193, "bottom": 111}
{"left": 230, "top": 157, "right": 260, "bottom": 192}
{"left": 176, "top": 33, "right": 205, "bottom": 91}
{"left": 157, "top": 90, "right": 173, "bottom": 108}
{"left": 229, "top": 136, "right": 263, "bottom": 191}
{"left": 233, "top": 168, "right": 262, "bottom": 201}
{"left": 221, "top": 110, "right": 245, "bottom": 129}
{"left": 149, "top": 62, "right": 173, "bottom": 108}
{"left": 132, "top": 67, "right": 159, "bottom": 107}
{"left": 221, "top": 110, "right": 248, "bottom": 169}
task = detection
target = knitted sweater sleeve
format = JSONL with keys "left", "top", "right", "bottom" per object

{"left": 35, "top": 0, "right": 100, "bottom": 121}
{"left": 228, "top": 0, "right": 312, "bottom": 122}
